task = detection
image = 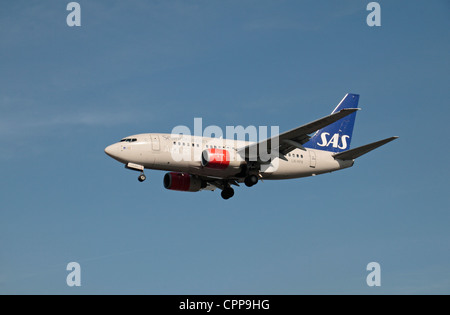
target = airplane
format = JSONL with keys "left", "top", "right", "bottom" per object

{"left": 105, "top": 94, "right": 398, "bottom": 199}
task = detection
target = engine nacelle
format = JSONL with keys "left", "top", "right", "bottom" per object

{"left": 201, "top": 149, "right": 241, "bottom": 170}
{"left": 163, "top": 172, "right": 204, "bottom": 192}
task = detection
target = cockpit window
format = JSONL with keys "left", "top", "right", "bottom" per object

{"left": 120, "top": 138, "right": 137, "bottom": 142}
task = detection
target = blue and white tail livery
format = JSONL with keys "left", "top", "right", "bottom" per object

{"left": 304, "top": 93, "right": 359, "bottom": 153}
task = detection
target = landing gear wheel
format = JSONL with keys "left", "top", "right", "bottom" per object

{"left": 138, "top": 174, "right": 147, "bottom": 182}
{"left": 244, "top": 174, "right": 258, "bottom": 187}
{"left": 221, "top": 188, "right": 235, "bottom": 200}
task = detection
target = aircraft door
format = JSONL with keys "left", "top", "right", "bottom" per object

{"left": 309, "top": 150, "right": 316, "bottom": 168}
{"left": 151, "top": 134, "right": 160, "bottom": 151}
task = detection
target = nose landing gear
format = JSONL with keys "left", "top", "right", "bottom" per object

{"left": 138, "top": 173, "right": 147, "bottom": 182}
{"left": 125, "top": 163, "right": 147, "bottom": 183}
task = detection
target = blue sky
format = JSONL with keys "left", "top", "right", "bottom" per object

{"left": 1, "top": 0, "right": 449, "bottom": 294}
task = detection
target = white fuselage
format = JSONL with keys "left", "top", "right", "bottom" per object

{"left": 104, "top": 133, "right": 354, "bottom": 181}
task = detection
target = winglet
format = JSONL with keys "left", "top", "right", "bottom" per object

{"left": 333, "top": 136, "right": 398, "bottom": 160}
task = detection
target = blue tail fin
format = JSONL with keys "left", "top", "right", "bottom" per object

{"left": 304, "top": 93, "right": 359, "bottom": 153}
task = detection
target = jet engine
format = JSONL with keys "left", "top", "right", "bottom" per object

{"left": 163, "top": 172, "right": 205, "bottom": 192}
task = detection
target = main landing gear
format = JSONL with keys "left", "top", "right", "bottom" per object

{"left": 244, "top": 174, "right": 258, "bottom": 187}
{"left": 220, "top": 174, "right": 259, "bottom": 200}
{"left": 221, "top": 187, "right": 235, "bottom": 200}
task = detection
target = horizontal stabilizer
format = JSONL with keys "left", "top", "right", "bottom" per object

{"left": 333, "top": 136, "right": 398, "bottom": 160}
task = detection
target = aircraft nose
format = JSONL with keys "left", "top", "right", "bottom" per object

{"left": 104, "top": 144, "right": 116, "bottom": 157}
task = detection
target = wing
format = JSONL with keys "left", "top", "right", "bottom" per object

{"left": 197, "top": 176, "right": 241, "bottom": 191}
{"left": 238, "top": 108, "right": 360, "bottom": 161}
